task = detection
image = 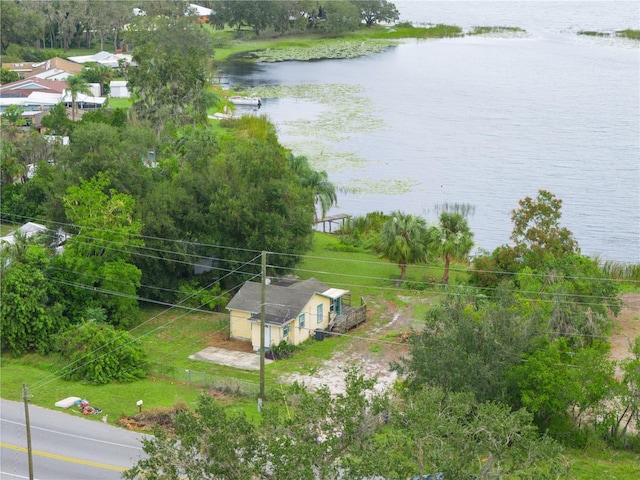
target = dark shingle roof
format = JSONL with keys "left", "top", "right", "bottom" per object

{"left": 227, "top": 278, "right": 330, "bottom": 326}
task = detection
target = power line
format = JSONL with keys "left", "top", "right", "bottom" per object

{"left": 3, "top": 212, "right": 638, "bottom": 286}
{"left": 28, "top": 254, "right": 263, "bottom": 393}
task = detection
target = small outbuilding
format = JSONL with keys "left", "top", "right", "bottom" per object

{"left": 109, "top": 81, "right": 130, "bottom": 99}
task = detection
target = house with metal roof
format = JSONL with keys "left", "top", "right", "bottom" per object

{"left": 226, "top": 278, "right": 351, "bottom": 350}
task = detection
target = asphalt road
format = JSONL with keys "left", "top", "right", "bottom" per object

{"left": 1, "top": 399, "right": 148, "bottom": 480}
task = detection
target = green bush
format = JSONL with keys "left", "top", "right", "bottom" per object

{"left": 337, "top": 211, "right": 388, "bottom": 251}
{"left": 178, "top": 281, "right": 229, "bottom": 312}
{"left": 267, "top": 340, "right": 299, "bottom": 360}
{"left": 54, "top": 320, "right": 147, "bottom": 385}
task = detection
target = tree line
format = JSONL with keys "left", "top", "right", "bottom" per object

{"left": 1, "top": 0, "right": 400, "bottom": 59}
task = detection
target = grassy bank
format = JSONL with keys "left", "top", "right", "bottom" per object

{"left": 212, "top": 23, "right": 467, "bottom": 63}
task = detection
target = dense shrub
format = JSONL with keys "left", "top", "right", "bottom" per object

{"left": 55, "top": 320, "right": 147, "bottom": 384}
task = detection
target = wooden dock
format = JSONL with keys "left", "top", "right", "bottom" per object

{"left": 315, "top": 214, "right": 350, "bottom": 234}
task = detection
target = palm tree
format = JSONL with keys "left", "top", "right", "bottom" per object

{"left": 0, "top": 227, "right": 49, "bottom": 267}
{"left": 287, "top": 153, "right": 337, "bottom": 222}
{"left": 93, "top": 64, "right": 114, "bottom": 96}
{"left": 65, "top": 75, "right": 92, "bottom": 122}
{"left": 427, "top": 212, "right": 474, "bottom": 285}
{"left": 378, "top": 211, "right": 428, "bottom": 280}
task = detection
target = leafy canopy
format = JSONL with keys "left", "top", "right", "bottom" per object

{"left": 378, "top": 211, "right": 428, "bottom": 280}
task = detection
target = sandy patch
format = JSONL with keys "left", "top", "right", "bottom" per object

{"left": 283, "top": 293, "right": 640, "bottom": 396}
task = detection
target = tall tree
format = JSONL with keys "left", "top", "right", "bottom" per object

{"left": 41, "top": 102, "right": 73, "bottom": 136}
{"left": 1, "top": 242, "right": 66, "bottom": 356}
{"left": 124, "top": 393, "right": 258, "bottom": 480}
{"left": 257, "top": 369, "right": 390, "bottom": 479}
{"left": 515, "top": 254, "right": 620, "bottom": 346}
{"left": 125, "top": 15, "right": 219, "bottom": 136}
{"left": 110, "top": 0, "right": 135, "bottom": 51}
{"left": 427, "top": 211, "right": 474, "bottom": 285}
{"left": 81, "top": 63, "right": 113, "bottom": 96}
{"left": 378, "top": 211, "right": 427, "bottom": 280}
{"left": 1, "top": 105, "right": 26, "bottom": 126}
{"left": 54, "top": 0, "right": 83, "bottom": 51}
{"left": 393, "top": 286, "right": 544, "bottom": 403}
{"left": 65, "top": 74, "right": 92, "bottom": 121}
{"left": 384, "top": 386, "right": 566, "bottom": 479}
{"left": 470, "top": 190, "right": 582, "bottom": 291}
{"left": 287, "top": 152, "right": 337, "bottom": 222}
{"left": 56, "top": 173, "right": 143, "bottom": 325}
{"left": 307, "top": 0, "right": 362, "bottom": 33}
{"left": 0, "top": 126, "right": 52, "bottom": 184}
{"left": 351, "top": 0, "right": 400, "bottom": 27}
{"left": 206, "top": 117, "right": 315, "bottom": 281}
{"left": 123, "top": 370, "right": 564, "bottom": 479}
{"left": 86, "top": 0, "right": 134, "bottom": 51}
{"left": 510, "top": 189, "right": 579, "bottom": 267}
{"left": 208, "top": 0, "right": 282, "bottom": 36}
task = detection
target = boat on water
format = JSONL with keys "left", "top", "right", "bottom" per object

{"left": 229, "top": 96, "right": 262, "bottom": 107}
{"left": 209, "top": 112, "right": 233, "bottom": 120}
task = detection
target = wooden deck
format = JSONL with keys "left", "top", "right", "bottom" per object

{"left": 329, "top": 303, "right": 367, "bottom": 334}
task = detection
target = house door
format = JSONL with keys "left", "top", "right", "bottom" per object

{"left": 265, "top": 325, "right": 271, "bottom": 347}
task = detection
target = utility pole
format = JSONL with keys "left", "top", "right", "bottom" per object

{"left": 22, "top": 384, "right": 34, "bottom": 480}
{"left": 259, "top": 251, "right": 266, "bottom": 409}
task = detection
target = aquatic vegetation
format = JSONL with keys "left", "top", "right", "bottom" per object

{"left": 283, "top": 141, "right": 369, "bottom": 173}
{"left": 336, "top": 178, "right": 421, "bottom": 195}
{"left": 246, "top": 83, "right": 417, "bottom": 195}
{"left": 248, "top": 83, "right": 384, "bottom": 142}
{"left": 251, "top": 39, "right": 400, "bottom": 62}
{"left": 468, "top": 26, "right": 528, "bottom": 37}
{"left": 578, "top": 30, "right": 610, "bottom": 37}
{"left": 369, "top": 23, "right": 464, "bottom": 39}
{"left": 578, "top": 29, "right": 639, "bottom": 41}
{"left": 616, "top": 29, "right": 640, "bottom": 40}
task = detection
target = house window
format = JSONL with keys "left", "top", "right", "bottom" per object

{"left": 317, "top": 304, "right": 323, "bottom": 324}
{"left": 283, "top": 323, "right": 290, "bottom": 338}
{"left": 298, "top": 313, "right": 305, "bottom": 329}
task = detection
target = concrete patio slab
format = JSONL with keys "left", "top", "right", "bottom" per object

{"left": 189, "top": 347, "right": 272, "bottom": 371}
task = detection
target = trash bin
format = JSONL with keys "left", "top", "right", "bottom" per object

{"left": 314, "top": 328, "right": 325, "bottom": 341}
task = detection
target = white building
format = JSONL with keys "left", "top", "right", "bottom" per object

{"left": 109, "top": 81, "right": 130, "bottom": 98}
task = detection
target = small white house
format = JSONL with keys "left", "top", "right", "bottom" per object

{"left": 109, "top": 81, "right": 130, "bottom": 98}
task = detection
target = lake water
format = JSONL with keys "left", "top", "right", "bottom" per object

{"left": 221, "top": 1, "right": 640, "bottom": 263}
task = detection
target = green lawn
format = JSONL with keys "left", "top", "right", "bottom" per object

{"left": 106, "top": 97, "right": 132, "bottom": 109}
{"left": 0, "top": 223, "right": 17, "bottom": 236}
{"left": 0, "top": 356, "right": 204, "bottom": 422}
{"left": 566, "top": 448, "right": 640, "bottom": 479}
{"left": 295, "top": 232, "right": 466, "bottom": 299}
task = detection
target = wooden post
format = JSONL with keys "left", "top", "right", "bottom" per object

{"left": 22, "top": 384, "right": 34, "bottom": 480}
{"left": 259, "top": 251, "right": 266, "bottom": 407}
